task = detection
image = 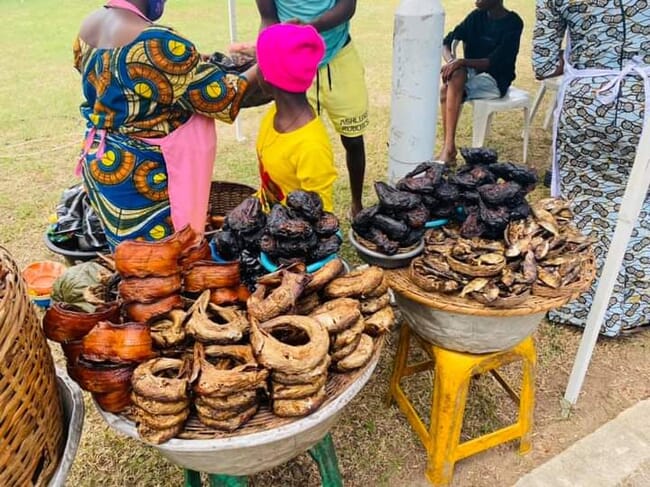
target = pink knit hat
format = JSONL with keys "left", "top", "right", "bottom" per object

{"left": 256, "top": 24, "right": 325, "bottom": 93}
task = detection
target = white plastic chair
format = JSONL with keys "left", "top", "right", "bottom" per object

{"left": 529, "top": 76, "right": 563, "bottom": 130}
{"left": 467, "top": 87, "right": 531, "bottom": 163}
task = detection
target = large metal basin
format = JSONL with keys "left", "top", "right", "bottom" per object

{"left": 97, "top": 351, "right": 379, "bottom": 476}
{"left": 395, "top": 293, "right": 544, "bottom": 353}
{"left": 48, "top": 370, "right": 84, "bottom": 487}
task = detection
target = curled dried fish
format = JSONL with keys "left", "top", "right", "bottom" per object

{"left": 531, "top": 204, "right": 560, "bottom": 236}
{"left": 248, "top": 271, "right": 311, "bottom": 322}
{"left": 335, "top": 334, "right": 374, "bottom": 372}
{"left": 460, "top": 278, "right": 489, "bottom": 298}
{"left": 150, "top": 309, "right": 187, "bottom": 348}
{"left": 363, "top": 306, "right": 395, "bottom": 336}
{"left": 186, "top": 291, "right": 249, "bottom": 344}
{"left": 250, "top": 315, "right": 329, "bottom": 375}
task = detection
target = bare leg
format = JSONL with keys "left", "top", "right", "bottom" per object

{"left": 436, "top": 82, "right": 449, "bottom": 160}
{"left": 438, "top": 68, "right": 467, "bottom": 164}
{"left": 341, "top": 135, "right": 365, "bottom": 217}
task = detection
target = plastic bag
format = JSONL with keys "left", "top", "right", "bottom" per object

{"left": 49, "top": 184, "right": 108, "bottom": 250}
{"left": 207, "top": 52, "right": 273, "bottom": 108}
{"left": 51, "top": 262, "right": 113, "bottom": 312}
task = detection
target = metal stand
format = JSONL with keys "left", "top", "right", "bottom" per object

{"left": 183, "top": 433, "right": 343, "bottom": 487}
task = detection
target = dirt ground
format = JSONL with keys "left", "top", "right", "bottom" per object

{"left": 65, "top": 319, "right": 650, "bottom": 486}
{"left": 4, "top": 1, "right": 647, "bottom": 484}
{"left": 393, "top": 323, "right": 650, "bottom": 487}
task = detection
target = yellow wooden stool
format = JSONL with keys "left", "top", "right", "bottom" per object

{"left": 387, "top": 324, "right": 536, "bottom": 486}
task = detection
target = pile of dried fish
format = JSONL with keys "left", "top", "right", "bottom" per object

{"left": 212, "top": 197, "right": 267, "bottom": 289}
{"left": 247, "top": 260, "right": 394, "bottom": 371}
{"left": 65, "top": 253, "right": 393, "bottom": 443}
{"left": 251, "top": 315, "right": 330, "bottom": 417}
{"left": 246, "top": 261, "right": 336, "bottom": 417}
{"left": 193, "top": 342, "right": 268, "bottom": 431}
{"left": 247, "top": 261, "right": 395, "bottom": 414}
{"left": 410, "top": 198, "right": 594, "bottom": 307}
{"left": 352, "top": 181, "right": 432, "bottom": 255}
{"left": 115, "top": 226, "right": 200, "bottom": 323}
{"left": 446, "top": 148, "right": 538, "bottom": 239}
{"left": 214, "top": 191, "right": 342, "bottom": 284}
{"left": 318, "top": 266, "right": 394, "bottom": 370}
{"left": 55, "top": 227, "right": 210, "bottom": 418}
{"left": 131, "top": 358, "right": 192, "bottom": 444}
{"left": 352, "top": 148, "right": 539, "bottom": 254}
{"left": 260, "top": 195, "right": 341, "bottom": 265}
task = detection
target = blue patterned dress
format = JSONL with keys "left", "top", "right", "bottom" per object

{"left": 532, "top": 0, "right": 650, "bottom": 336}
{"left": 74, "top": 25, "right": 247, "bottom": 249}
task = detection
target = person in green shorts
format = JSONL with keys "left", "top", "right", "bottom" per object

{"left": 236, "top": 0, "right": 368, "bottom": 217}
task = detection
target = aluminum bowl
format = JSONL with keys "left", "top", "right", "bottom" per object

{"left": 348, "top": 229, "right": 424, "bottom": 269}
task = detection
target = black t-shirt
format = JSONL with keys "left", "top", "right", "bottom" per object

{"left": 443, "top": 9, "right": 524, "bottom": 96}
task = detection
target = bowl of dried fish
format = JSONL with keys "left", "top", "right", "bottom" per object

{"left": 349, "top": 229, "right": 424, "bottom": 269}
{"left": 389, "top": 197, "right": 596, "bottom": 352}
{"left": 95, "top": 340, "right": 383, "bottom": 475}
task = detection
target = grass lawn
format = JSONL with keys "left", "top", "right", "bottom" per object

{"left": 1, "top": 1, "right": 648, "bottom": 486}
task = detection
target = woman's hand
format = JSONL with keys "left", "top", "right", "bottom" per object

{"left": 229, "top": 41, "right": 256, "bottom": 57}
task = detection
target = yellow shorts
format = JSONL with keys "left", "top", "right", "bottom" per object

{"left": 307, "top": 40, "right": 369, "bottom": 138}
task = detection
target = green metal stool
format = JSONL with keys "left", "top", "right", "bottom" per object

{"left": 183, "top": 433, "right": 343, "bottom": 487}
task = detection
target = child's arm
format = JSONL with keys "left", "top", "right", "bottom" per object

{"left": 309, "top": 0, "right": 357, "bottom": 32}
{"left": 256, "top": 0, "right": 280, "bottom": 29}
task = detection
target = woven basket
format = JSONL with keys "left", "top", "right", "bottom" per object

{"left": 208, "top": 181, "right": 256, "bottom": 217}
{"left": 532, "top": 255, "right": 596, "bottom": 299}
{"left": 0, "top": 246, "right": 64, "bottom": 486}
{"left": 97, "top": 336, "right": 383, "bottom": 475}
{"left": 117, "top": 336, "right": 384, "bottom": 441}
{"left": 388, "top": 254, "right": 596, "bottom": 318}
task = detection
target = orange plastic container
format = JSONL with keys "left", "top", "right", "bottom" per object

{"left": 22, "top": 261, "right": 67, "bottom": 297}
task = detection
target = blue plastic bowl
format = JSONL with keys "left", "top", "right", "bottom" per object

{"left": 32, "top": 295, "right": 52, "bottom": 309}
{"left": 424, "top": 218, "right": 449, "bottom": 229}
{"left": 210, "top": 230, "right": 343, "bottom": 274}
{"left": 424, "top": 207, "right": 465, "bottom": 229}
{"left": 260, "top": 230, "right": 343, "bottom": 273}
{"left": 209, "top": 239, "right": 230, "bottom": 263}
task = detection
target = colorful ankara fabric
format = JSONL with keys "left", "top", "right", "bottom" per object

{"left": 533, "top": 0, "right": 650, "bottom": 336}
{"left": 74, "top": 25, "right": 247, "bottom": 248}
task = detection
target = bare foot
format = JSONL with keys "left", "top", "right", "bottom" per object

{"left": 350, "top": 202, "right": 363, "bottom": 219}
{"left": 435, "top": 147, "right": 457, "bottom": 165}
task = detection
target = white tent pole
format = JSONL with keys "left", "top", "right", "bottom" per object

{"left": 387, "top": 0, "right": 445, "bottom": 183}
{"left": 564, "top": 124, "right": 650, "bottom": 405}
{"left": 227, "top": 0, "right": 245, "bottom": 142}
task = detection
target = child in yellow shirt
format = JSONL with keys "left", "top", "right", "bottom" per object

{"left": 255, "top": 24, "right": 338, "bottom": 212}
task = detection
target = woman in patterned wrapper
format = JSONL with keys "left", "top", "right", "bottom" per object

{"left": 532, "top": 1, "right": 650, "bottom": 336}
{"left": 74, "top": 0, "right": 258, "bottom": 249}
